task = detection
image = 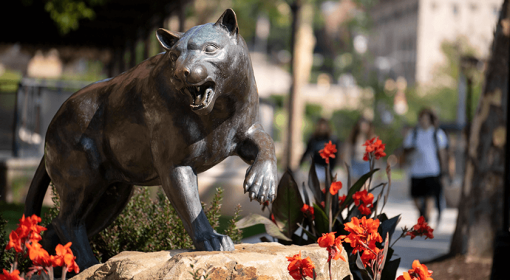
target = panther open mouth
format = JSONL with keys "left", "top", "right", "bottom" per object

{"left": 184, "top": 81, "right": 216, "bottom": 111}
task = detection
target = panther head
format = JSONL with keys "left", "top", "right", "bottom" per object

{"left": 156, "top": 9, "right": 245, "bottom": 115}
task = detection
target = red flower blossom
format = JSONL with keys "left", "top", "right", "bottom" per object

{"left": 317, "top": 232, "right": 335, "bottom": 248}
{"left": 358, "top": 204, "right": 372, "bottom": 215}
{"left": 352, "top": 190, "right": 374, "bottom": 216}
{"left": 397, "top": 260, "right": 433, "bottom": 280}
{"left": 319, "top": 141, "right": 337, "bottom": 164}
{"left": 317, "top": 232, "right": 346, "bottom": 262}
{"left": 0, "top": 269, "right": 21, "bottom": 280}
{"left": 6, "top": 230, "right": 23, "bottom": 253}
{"left": 338, "top": 195, "right": 346, "bottom": 205}
{"left": 286, "top": 251, "right": 315, "bottom": 280}
{"left": 271, "top": 214, "right": 276, "bottom": 224}
{"left": 341, "top": 216, "right": 382, "bottom": 255}
{"left": 362, "top": 137, "right": 386, "bottom": 161}
{"left": 359, "top": 239, "right": 380, "bottom": 267}
{"left": 406, "top": 216, "right": 434, "bottom": 240}
{"left": 300, "top": 204, "right": 315, "bottom": 220}
{"left": 64, "top": 250, "right": 80, "bottom": 273}
{"left": 26, "top": 241, "right": 52, "bottom": 267}
{"left": 330, "top": 181, "right": 342, "bottom": 195}
{"left": 51, "top": 242, "right": 73, "bottom": 267}
{"left": 320, "top": 201, "right": 325, "bottom": 208}
{"left": 6, "top": 214, "right": 47, "bottom": 252}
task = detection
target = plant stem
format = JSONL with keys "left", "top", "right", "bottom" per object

{"left": 390, "top": 231, "right": 407, "bottom": 247}
{"left": 329, "top": 260, "right": 332, "bottom": 280}
{"left": 62, "top": 265, "right": 68, "bottom": 280}
{"left": 325, "top": 163, "right": 332, "bottom": 232}
{"left": 368, "top": 155, "right": 375, "bottom": 190}
{"left": 12, "top": 252, "right": 18, "bottom": 272}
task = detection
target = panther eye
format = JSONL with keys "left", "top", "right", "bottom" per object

{"left": 204, "top": 45, "right": 218, "bottom": 54}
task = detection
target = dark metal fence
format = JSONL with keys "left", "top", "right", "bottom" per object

{"left": 5, "top": 78, "right": 91, "bottom": 158}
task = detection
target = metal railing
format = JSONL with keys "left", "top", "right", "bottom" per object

{"left": 9, "top": 78, "right": 91, "bottom": 157}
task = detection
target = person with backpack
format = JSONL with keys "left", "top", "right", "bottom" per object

{"left": 403, "top": 108, "right": 448, "bottom": 226}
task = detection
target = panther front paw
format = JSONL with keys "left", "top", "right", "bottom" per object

{"left": 243, "top": 160, "right": 277, "bottom": 204}
{"left": 195, "top": 231, "right": 234, "bottom": 251}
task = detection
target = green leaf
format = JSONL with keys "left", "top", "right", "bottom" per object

{"left": 301, "top": 182, "right": 311, "bottom": 206}
{"left": 297, "top": 223, "right": 317, "bottom": 242}
{"left": 236, "top": 213, "right": 291, "bottom": 241}
{"left": 380, "top": 215, "right": 401, "bottom": 244}
{"left": 381, "top": 258, "right": 401, "bottom": 280}
{"left": 272, "top": 171, "right": 304, "bottom": 238}
{"left": 313, "top": 203, "right": 329, "bottom": 235}
{"left": 308, "top": 160, "right": 323, "bottom": 203}
{"left": 343, "top": 169, "right": 379, "bottom": 207}
{"left": 355, "top": 253, "right": 374, "bottom": 280}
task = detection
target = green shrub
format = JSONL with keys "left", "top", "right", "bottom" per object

{"left": 1, "top": 213, "right": 32, "bottom": 273}
{"left": 44, "top": 186, "right": 242, "bottom": 262}
{"left": 0, "top": 212, "right": 9, "bottom": 270}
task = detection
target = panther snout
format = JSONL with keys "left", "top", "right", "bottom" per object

{"left": 176, "top": 64, "right": 208, "bottom": 85}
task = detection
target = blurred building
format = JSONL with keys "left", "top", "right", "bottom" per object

{"left": 368, "top": 0, "right": 502, "bottom": 85}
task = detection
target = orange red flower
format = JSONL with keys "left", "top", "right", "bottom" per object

{"left": 397, "top": 260, "right": 433, "bottom": 280}
{"left": 406, "top": 216, "right": 434, "bottom": 240}
{"left": 64, "top": 250, "right": 80, "bottom": 273}
{"left": 362, "top": 137, "right": 386, "bottom": 161}
{"left": 317, "top": 232, "right": 346, "bottom": 262}
{"left": 329, "top": 181, "right": 342, "bottom": 195}
{"left": 338, "top": 195, "right": 346, "bottom": 205}
{"left": 286, "top": 251, "right": 315, "bottom": 280}
{"left": 341, "top": 216, "right": 382, "bottom": 255}
{"left": 359, "top": 239, "right": 380, "bottom": 267}
{"left": 300, "top": 204, "right": 315, "bottom": 220}
{"left": 319, "top": 141, "right": 337, "bottom": 164}
{"left": 26, "top": 241, "right": 52, "bottom": 268}
{"left": 6, "top": 214, "right": 47, "bottom": 253}
{"left": 352, "top": 190, "right": 374, "bottom": 216}
{"left": 51, "top": 242, "right": 72, "bottom": 267}
{"left": 7, "top": 231, "right": 23, "bottom": 253}
{"left": 0, "top": 269, "right": 21, "bottom": 280}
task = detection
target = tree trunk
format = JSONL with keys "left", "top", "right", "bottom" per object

{"left": 284, "top": 1, "right": 316, "bottom": 170}
{"left": 450, "top": 0, "right": 510, "bottom": 260}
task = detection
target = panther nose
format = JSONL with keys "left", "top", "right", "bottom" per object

{"left": 186, "top": 65, "right": 207, "bottom": 84}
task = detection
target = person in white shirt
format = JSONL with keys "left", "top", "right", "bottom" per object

{"left": 403, "top": 108, "right": 448, "bottom": 224}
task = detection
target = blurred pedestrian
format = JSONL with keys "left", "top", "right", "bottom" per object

{"left": 299, "top": 118, "right": 338, "bottom": 183}
{"left": 345, "top": 117, "right": 375, "bottom": 180}
{"left": 403, "top": 108, "right": 448, "bottom": 225}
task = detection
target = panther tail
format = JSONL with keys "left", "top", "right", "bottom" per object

{"left": 24, "top": 156, "right": 51, "bottom": 217}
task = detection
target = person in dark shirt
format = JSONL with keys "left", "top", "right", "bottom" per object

{"left": 299, "top": 118, "right": 338, "bottom": 182}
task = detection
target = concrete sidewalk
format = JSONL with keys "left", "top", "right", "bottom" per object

{"left": 383, "top": 179, "right": 458, "bottom": 276}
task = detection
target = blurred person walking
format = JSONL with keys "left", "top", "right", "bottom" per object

{"left": 344, "top": 117, "right": 375, "bottom": 180}
{"left": 299, "top": 118, "right": 338, "bottom": 183}
{"left": 403, "top": 108, "right": 448, "bottom": 225}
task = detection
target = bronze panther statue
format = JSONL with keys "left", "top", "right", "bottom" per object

{"left": 24, "top": 9, "right": 277, "bottom": 271}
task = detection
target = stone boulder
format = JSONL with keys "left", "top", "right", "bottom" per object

{"left": 72, "top": 243, "right": 352, "bottom": 280}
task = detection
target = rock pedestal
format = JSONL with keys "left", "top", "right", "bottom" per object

{"left": 72, "top": 243, "right": 352, "bottom": 280}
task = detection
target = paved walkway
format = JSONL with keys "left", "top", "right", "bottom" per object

{"left": 242, "top": 171, "right": 458, "bottom": 279}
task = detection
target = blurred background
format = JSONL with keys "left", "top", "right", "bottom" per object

{"left": 0, "top": 0, "right": 505, "bottom": 277}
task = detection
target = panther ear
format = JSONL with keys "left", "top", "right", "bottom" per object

{"left": 156, "top": 28, "right": 182, "bottom": 51}
{"left": 214, "top": 8, "right": 238, "bottom": 36}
